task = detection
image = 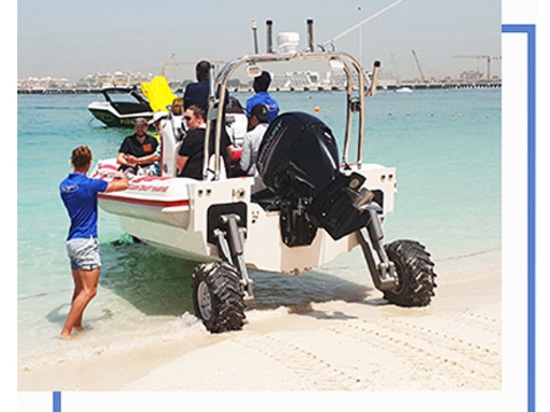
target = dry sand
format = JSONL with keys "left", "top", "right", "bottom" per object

{"left": 18, "top": 252, "right": 501, "bottom": 393}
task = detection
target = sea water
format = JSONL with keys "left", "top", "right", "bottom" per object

{"left": 17, "top": 88, "right": 501, "bottom": 370}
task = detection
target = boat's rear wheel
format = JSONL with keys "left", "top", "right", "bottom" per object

{"left": 192, "top": 261, "right": 245, "bottom": 333}
{"left": 382, "top": 240, "right": 437, "bottom": 307}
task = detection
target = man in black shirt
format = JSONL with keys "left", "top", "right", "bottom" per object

{"left": 177, "top": 105, "right": 234, "bottom": 179}
{"left": 117, "top": 117, "right": 159, "bottom": 177}
{"left": 177, "top": 106, "right": 207, "bottom": 179}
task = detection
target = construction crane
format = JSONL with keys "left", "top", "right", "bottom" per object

{"left": 453, "top": 55, "right": 502, "bottom": 81}
{"left": 411, "top": 49, "right": 426, "bottom": 83}
{"left": 161, "top": 53, "right": 176, "bottom": 77}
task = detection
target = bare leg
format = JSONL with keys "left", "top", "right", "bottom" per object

{"left": 60, "top": 267, "right": 100, "bottom": 339}
{"left": 70, "top": 269, "right": 84, "bottom": 330}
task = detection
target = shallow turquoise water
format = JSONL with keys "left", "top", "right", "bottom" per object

{"left": 17, "top": 88, "right": 501, "bottom": 368}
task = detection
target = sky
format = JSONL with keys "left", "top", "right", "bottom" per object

{"left": 16, "top": 0, "right": 501, "bottom": 83}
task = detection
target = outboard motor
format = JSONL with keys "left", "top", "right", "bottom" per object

{"left": 257, "top": 112, "right": 374, "bottom": 247}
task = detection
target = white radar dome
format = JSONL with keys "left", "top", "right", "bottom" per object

{"left": 277, "top": 32, "right": 300, "bottom": 53}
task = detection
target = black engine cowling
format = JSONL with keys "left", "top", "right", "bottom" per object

{"left": 257, "top": 112, "right": 372, "bottom": 246}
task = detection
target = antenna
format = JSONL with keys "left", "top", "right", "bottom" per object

{"left": 358, "top": 6, "right": 363, "bottom": 67}
{"left": 266, "top": 20, "right": 274, "bottom": 53}
{"left": 322, "top": 0, "right": 405, "bottom": 49}
{"left": 307, "top": 19, "right": 314, "bottom": 52}
{"left": 251, "top": 19, "right": 259, "bottom": 54}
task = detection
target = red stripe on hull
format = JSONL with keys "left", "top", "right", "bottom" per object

{"left": 98, "top": 193, "right": 189, "bottom": 208}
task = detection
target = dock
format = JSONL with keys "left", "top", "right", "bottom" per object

{"left": 17, "top": 81, "right": 501, "bottom": 95}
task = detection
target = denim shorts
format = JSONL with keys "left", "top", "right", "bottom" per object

{"left": 66, "top": 237, "right": 101, "bottom": 270}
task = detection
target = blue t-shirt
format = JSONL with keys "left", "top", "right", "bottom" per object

{"left": 60, "top": 173, "right": 109, "bottom": 240}
{"left": 246, "top": 92, "right": 280, "bottom": 123}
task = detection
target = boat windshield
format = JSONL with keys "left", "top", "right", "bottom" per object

{"left": 101, "top": 88, "right": 148, "bottom": 105}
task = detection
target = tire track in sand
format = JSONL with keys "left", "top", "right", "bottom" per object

{"left": 329, "top": 317, "right": 501, "bottom": 390}
{"left": 385, "top": 317, "right": 500, "bottom": 367}
{"left": 443, "top": 308, "right": 501, "bottom": 337}
{"left": 235, "top": 334, "right": 373, "bottom": 390}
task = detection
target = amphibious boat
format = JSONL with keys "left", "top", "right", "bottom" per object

{"left": 94, "top": 20, "right": 436, "bottom": 333}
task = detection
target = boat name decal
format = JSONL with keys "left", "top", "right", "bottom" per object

{"left": 128, "top": 176, "right": 172, "bottom": 192}
{"left": 128, "top": 183, "right": 169, "bottom": 193}
{"left": 132, "top": 176, "right": 171, "bottom": 183}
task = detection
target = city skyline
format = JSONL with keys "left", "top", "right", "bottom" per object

{"left": 16, "top": 65, "right": 501, "bottom": 94}
{"left": 18, "top": 0, "right": 501, "bottom": 83}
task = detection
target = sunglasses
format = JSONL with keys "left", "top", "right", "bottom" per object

{"left": 184, "top": 116, "right": 193, "bottom": 122}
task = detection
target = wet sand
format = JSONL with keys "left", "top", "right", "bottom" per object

{"left": 18, "top": 253, "right": 501, "bottom": 392}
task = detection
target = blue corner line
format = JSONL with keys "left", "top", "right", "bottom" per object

{"left": 49, "top": 24, "right": 537, "bottom": 412}
{"left": 501, "top": 24, "right": 537, "bottom": 412}
{"left": 53, "top": 391, "right": 61, "bottom": 412}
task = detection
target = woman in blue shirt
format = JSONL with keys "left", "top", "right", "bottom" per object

{"left": 59, "top": 146, "right": 128, "bottom": 339}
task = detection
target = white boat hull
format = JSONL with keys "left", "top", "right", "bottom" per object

{"left": 88, "top": 101, "right": 153, "bottom": 127}
{"left": 95, "top": 160, "right": 396, "bottom": 274}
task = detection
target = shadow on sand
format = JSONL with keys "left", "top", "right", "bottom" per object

{"left": 98, "top": 235, "right": 378, "bottom": 318}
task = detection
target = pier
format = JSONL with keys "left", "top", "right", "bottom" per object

{"left": 17, "top": 81, "right": 500, "bottom": 95}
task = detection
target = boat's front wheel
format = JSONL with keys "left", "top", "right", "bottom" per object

{"left": 192, "top": 261, "right": 245, "bottom": 333}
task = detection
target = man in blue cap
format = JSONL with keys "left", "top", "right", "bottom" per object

{"left": 246, "top": 71, "right": 279, "bottom": 123}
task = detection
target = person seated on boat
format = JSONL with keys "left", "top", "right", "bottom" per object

{"left": 116, "top": 117, "right": 159, "bottom": 178}
{"left": 176, "top": 105, "right": 207, "bottom": 179}
{"left": 177, "top": 105, "right": 234, "bottom": 180}
{"left": 246, "top": 71, "right": 279, "bottom": 123}
{"left": 183, "top": 60, "right": 211, "bottom": 111}
{"left": 230, "top": 104, "right": 269, "bottom": 177}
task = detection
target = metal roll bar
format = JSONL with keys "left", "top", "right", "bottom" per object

{"left": 203, "top": 51, "right": 370, "bottom": 180}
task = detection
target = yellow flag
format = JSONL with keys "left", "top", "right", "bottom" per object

{"left": 141, "top": 76, "right": 178, "bottom": 113}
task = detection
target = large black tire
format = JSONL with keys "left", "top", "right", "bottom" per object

{"left": 192, "top": 261, "right": 245, "bottom": 333}
{"left": 382, "top": 240, "right": 437, "bottom": 307}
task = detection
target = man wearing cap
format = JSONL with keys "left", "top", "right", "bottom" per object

{"left": 116, "top": 117, "right": 159, "bottom": 177}
{"left": 246, "top": 71, "right": 279, "bottom": 123}
{"left": 231, "top": 104, "right": 270, "bottom": 177}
